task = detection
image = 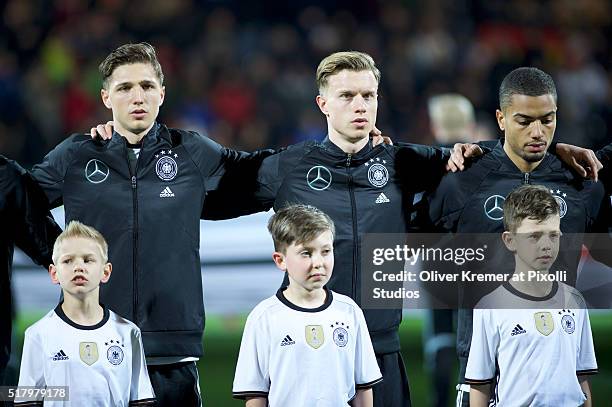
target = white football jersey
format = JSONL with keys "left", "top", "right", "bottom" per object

{"left": 466, "top": 282, "right": 597, "bottom": 406}
{"left": 16, "top": 305, "right": 155, "bottom": 406}
{"left": 233, "top": 289, "right": 382, "bottom": 406}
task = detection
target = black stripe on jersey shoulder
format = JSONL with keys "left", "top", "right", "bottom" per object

{"left": 128, "top": 398, "right": 156, "bottom": 406}
{"left": 465, "top": 377, "right": 495, "bottom": 385}
{"left": 232, "top": 391, "right": 269, "bottom": 400}
{"left": 14, "top": 402, "right": 43, "bottom": 406}
{"left": 54, "top": 302, "right": 110, "bottom": 330}
{"left": 356, "top": 376, "right": 383, "bottom": 389}
{"left": 576, "top": 369, "right": 598, "bottom": 376}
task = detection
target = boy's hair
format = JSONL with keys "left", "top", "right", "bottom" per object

{"left": 99, "top": 42, "right": 164, "bottom": 89}
{"left": 316, "top": 51, "right": 381, "bottom": 93}
{"left": 503, "top": 185, "right": 560, "bottom": 232}
{"left": 52, "top": 221, "right": 109, "bottom": 263}
{"left": 267, "top": 205, "right": 335, "bottom": 253}
{"left": 499, "top": 67, "right": 557, "bottom": 111}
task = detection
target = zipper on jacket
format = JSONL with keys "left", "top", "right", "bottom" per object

{"left": 129, "top": 160, "right": 139, "bottom": 325}
{"left": 345, "top": 154, "right": 358, "bottom": 300}
{"left": 523, "top": 172, "right": 530, "bottom": 184}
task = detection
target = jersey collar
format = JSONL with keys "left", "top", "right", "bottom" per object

{"left": 276, "top": 286, "right": 333, "bottom": 313}
{"left": 54, "top": 302, "right": 110, "bottom": 330}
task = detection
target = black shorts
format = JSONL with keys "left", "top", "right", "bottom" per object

{"left": 373, "top": 351, "right": 411, "bottom": 407}
{"left": 148, "top": 361, "right": 201, "bottom": 407}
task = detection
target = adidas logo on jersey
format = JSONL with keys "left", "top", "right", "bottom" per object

{"left": 52, "top": 350, "right": 69, "bottom": 361}
{"left": 159, "top": 187, "right": 175, "bottom": 198}
{"left": 375, "top": 193, "right": 390, "bottom": 204}
{"left": 280, "top": 335, "right": 295, "bottom": 346}
{"left": 511, "top": 324, "right": 526, "bottom": 336}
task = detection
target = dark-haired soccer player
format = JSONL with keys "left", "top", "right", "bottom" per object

{"left": 428, "top": 67, "right": 610, "bottom": 407}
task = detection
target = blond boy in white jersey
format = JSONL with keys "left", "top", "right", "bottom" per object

{"left": 15, "top": 221, "right": 154, "bottom": 406}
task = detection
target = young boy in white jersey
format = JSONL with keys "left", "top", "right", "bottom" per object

{"left": 232, "top": 204, "right": 382, "bottom": 406}
{"left": 15, "top": 221, "right": 155, "bottom": 406}
{"left": 466, "top": 185, "right": 596, "bottom": 407}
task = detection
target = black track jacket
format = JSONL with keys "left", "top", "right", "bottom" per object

{"left": 32, "top": 123, "right": 270, "bottom": 358}
{"left": 206, "top": 137, "right": 449, "bottom": 354}
{"left": 428, "top": 141, "right": 609, "bottom": 382}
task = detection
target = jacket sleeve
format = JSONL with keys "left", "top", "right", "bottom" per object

{"left": 201, "top": 147, "right": 288, "bottom": 220}
{"left": 181, "top": 131, "right": 275, "bottom": 220}
{"left": 394, "top": 143, "right": 450, "bottom": 192}
{"left": 427, "top": 173, "right": 468, "bottom": 232}
{"left": 10, "top": 160, "right": 61, "bottom": 268}
{"left": 31, "top": 135, "right": 82, "bottom": 208}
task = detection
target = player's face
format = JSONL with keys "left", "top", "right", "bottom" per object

{"left": 317, "top": 69, "right": 378, "bottom": 144}
{"left": 507, "top": 215, "right": 561, "bottom": 273}
{"left": 50, "top": 237, "right": 111, "bottom": 299}
{"left": 101, "top": 62, "right": 165, "bottom": 138}
{"left": 497, "top": 94, "right": 557, "bottom": 165}
{"left": 279, "top": 230, "right": 334, "bottom": 294}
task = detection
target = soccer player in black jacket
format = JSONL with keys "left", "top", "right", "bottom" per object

{"left": 202, "top": 51, "right": 466, "bottom": 407}
{"left": 0, "top": 156, "right": 61, "bottom": 394}
{"left": 32, "top": 43, "right": 271, "bottom": 406}
{"left": 428, "top": 67, "right": 610, "bottom": 407}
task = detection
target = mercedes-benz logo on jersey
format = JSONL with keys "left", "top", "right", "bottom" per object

{"left": 550, "top": 189, "right": 568, "bottom": 218}
{"left": 85, "top": 159, "right": 110, "bottom": 184}
{"left": 156, "top": 155, "right": 178, "bottom": 181}
{"left": 484, "top": 195, "right": 505, "bottom": 221}
{"left": 368, "top": 163, "right": 389, "bottom": 188}
{"left": 306, "top": 166, "right": 332, "bottom": 191}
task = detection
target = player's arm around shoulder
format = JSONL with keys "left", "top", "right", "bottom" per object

{"left": 182, "top": 129, "right": 275, "bottom": 181}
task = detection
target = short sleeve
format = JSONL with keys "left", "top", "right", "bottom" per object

{"left": 232, "top": 312, "right": 270, "bottom": 399}
{"left": 576, "top": 310, "right": 598, "bottom": 375}
{"left": 128, "top": 328, "right": 156, "bottom": 405}
{"left": 465, "top": 309, "right": 498, "bottom": 384}
{"left": 353, "top": 307, "right": 383, "bottom": 389}
{"left": 15, "top": 329, "right": 46, "bottom": 405}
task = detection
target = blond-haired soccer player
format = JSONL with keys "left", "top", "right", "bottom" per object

{"left": 466, "top": 185, "right": 596, "bottom": 407}
{"left": 15, "top": 221, "right": 155, "bottom": 406}
{"left": 233, "top": 205, "right": 382, "bottom": 406}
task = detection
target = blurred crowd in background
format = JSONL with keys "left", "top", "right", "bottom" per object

{"left": 1, "top": 0, "right": 611, "bottom": 167}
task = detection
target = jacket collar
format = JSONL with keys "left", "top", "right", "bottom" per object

{"left": 491, "top": 140, "right": 556, "bottom": 174}
{"left": 109, "top": 122, "right": 171, "bottom": 149}
{"left": 321, "top": 135, "right": 374, "bottom": 160}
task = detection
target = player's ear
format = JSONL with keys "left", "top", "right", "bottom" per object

{"left": 49, "top": 264, "right": 60, "bottom": 285}
{"left": 101, "top": 263, "right": 112, "bottom": 284}
{"left": 496, "top": 109, "right": 505, "bottom": 131}
{"left": 316, "top": 94, "right": 329, "bottom": 117}
{"left": 159, "top": 85, "right": 165, "bottom": 106}
{"left": 272, "top": 252, "right": 287, "bottom": 272}
{"left": 101, "top": 88, "right": 112, "bottom": 109}
{"left": 501, "top": 231, "right": 516, "bottom": 252}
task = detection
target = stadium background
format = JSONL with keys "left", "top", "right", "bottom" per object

{"left": 2, "top": 0, "right": 612, "bottom": 405}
